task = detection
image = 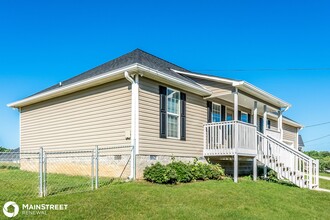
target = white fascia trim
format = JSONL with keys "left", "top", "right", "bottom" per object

{"left": 140, "top": 65, "right": 212, "bottom": 96}
{"left": 283, "top": 118, "right": 303, "bottom": 129}
{"left": 9, "top": 63, "right": 212, "bottom": 108}
{"left": 8, "top": 64, "right": 139, "bottom": 108}
{"left": 267, "top": 112, "right": 303, "bottom": 128}
{"left": 172, "top": 68, "right": 291, "bottom": 108}
{"left": 170, "top": 68, "right": 237, "bottom": 85}
{"left": 233, "top": 81, "right": 291, "bottom": 108}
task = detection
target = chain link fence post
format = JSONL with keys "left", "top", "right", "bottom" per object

{"left": 43, "top": 151, "right": 47, "bottom": 196}
{"left": 91, "top": 150, "right": 94, "bottom": 190}
{"left": 39, "top": 147, "right": 44, "bottom": 197}
{"left": 95, "top": 146, "right": 99, "bottom": 189}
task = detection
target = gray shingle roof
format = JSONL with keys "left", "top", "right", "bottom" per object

{"left": 32, "top": 49, "right": 202, "bottom": 97}
{"left": 298, "top": 135, "right": 305, "bottom": 147}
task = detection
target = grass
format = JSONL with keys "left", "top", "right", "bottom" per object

{"left": 320, "top": 172, "right": 330, "bottom": 177}
{"left": 0, "top": 170, "right": 329, "bottom": 220}
{"left": 0, "top": 169, "right": 114, "bottom": 201}
{"left": 1, "top": 167, "right": 329, "bottom": 219}
{"left": 319, "top": 178, "right": 330, "bottom": 190}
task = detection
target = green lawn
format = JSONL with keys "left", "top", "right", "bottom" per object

{"left": 0, "top": 179, "right": 328, "bottom": 219}
{"left": 1, "top": 168, "right": 329, "bottom": 219}
{"left": 0, "top": 169, "right": 114, "bottom": 201}
{"left": 320, "top": 178, "right": 330, "bottom": 190}
{"left": 320, "top": 172, "right": 330, "bottom": 177}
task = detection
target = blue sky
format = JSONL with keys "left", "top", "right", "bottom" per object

{"left": 0, "top": 0, "right": 329, "bottom": 151}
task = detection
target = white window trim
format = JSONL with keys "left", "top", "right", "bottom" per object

{"left": 166, "top": 87, "right": 181, "bottom": 139}
{"left": 211, "top": 103, "right": 222, "bottom": 123}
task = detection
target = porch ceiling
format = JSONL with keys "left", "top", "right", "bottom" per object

{"left": 214, "top": 92, "right": 280, "bottom": 115}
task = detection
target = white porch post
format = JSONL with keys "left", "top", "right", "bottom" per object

{"left": 253, "top": 102, "right": 258, "bottom": 181}
{"left": 263, "top": 105, "right": 268, "bottom": 178}
{"left": 233, "top": 88, "right": 239, "bottom": 183}
{"left": 263, "top": 105, "right": 267, "bottom": 134}
{"left": 253, "top": 156, "right": 257, "bottom": 181}
{"left": 278, "top": 110, "right": 283, "bottom": 141}
{"left": 253, "top": 101, "right": 258, "bottom": 126}
{"left": 234, "top": 88, "right": 238, "bottom": 121}
{"left": 234, "top": 154, "right": 238, "bottom": 183}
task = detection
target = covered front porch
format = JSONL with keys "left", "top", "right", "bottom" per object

{"left": 203, "top": 87, "right": 289, "bottom": 182}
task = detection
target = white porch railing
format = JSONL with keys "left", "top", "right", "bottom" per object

{"left": 265, "top": 129, "right": 281, "bottom": 140}
{"left": 203, "top": 121, "right": 257, "bottom": 156}
{"left": 203, "top": 121, "right": 319, "bottom": 189}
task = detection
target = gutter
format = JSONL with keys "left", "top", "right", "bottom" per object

{"left": 8, "top": 64, "right": 139, "bottom": 108}
{"left": 233, "top": 81, "right": 291, "bottom": 108}
{"left": 8, "top": 64, "right": 211, "bottom": 108}
{"left": 139, "top": 65, "right": 211, "bottom": 96}
{"left": 124, "top": 71, "right": 139, "bottom": 180}
{"left": 173, "top": 68, "right": 291, "bottom": 109}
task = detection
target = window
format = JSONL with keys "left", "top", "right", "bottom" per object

{"left": 212, "top": 103, "right": 221, "bottom": 122}
{"left": 150, "top": 155, "right": 157, "bottom": 160}
{"left": 241, "top": 112, "right": 248, "bottom": 123}
{"left": 167, "top": 88, "right": 180, "bottom": 138}
{"left": 267, "top": 119, "right": 271, "bottom": 129}
{"left": 227, "top": 112, "right": 233, "bottom": 121}
{"left": 259, "top": 117, "right": 264, "bottom": 132}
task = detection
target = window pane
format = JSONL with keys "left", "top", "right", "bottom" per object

{"left": 241, "top": 113, "right": 248, "bottom": 122}
{"left": 212, "top": 104, "right": 221, "bottom": 122}
{"left": 227, "top": 113, "right": 233, "bottom": 121}
{"left": 167, "top": 89, "right": 180, "bottom": 114}
{"left": 167, "top": 115, "right": 178, "bottom": 138}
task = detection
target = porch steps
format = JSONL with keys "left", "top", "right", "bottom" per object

{"left": 203, "top": 121, "right": 319, "bottom": 189}
{"left": 256, "top": 132, "right": 319, "bottom": 189}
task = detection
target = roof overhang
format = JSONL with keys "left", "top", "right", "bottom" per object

{"left": 173, "top": 69, "right": 291, "bottom": 109}
{"left": 8, "top": 64, "right": 211, "bottom": 108}
{"left": 267, "top": 113, "right": 303, "bottom": 128}
{"left": 233, "top": 81, "right": 291, "bottom": 109}
{"left": 136, "top": 64, "right": 211, "bottom": 96}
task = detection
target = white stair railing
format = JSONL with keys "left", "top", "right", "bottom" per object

{"left": 257, "top": 131, "right": 319, "bottom": 189}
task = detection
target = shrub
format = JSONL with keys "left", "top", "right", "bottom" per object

{"left": 263, "top": 170, "right": 297, "bottom": 187}
{"left": 191, "top": 160, "right": 224, "bottom": 180}
{"left": 144, "top": 162, "right": 174, "bottom": 184}
{"left": 143, "top": 159, "right": 225, "bottom": 184}
{"left": 167, "top": 161, "right": 193, "bottom": 183}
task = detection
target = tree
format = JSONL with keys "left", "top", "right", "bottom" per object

{"left": 304, "top": 151, "right": 330, "bottom": 172}
{"left": 0, "top": 146, "right": 10, "bottom": 152}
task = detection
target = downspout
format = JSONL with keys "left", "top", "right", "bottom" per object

{"left": 125, "top": 71, "right": 139, "bottom": 180}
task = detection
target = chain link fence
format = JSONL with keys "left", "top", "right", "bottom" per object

{"left": 0, "top": 145, "right": 133, "bottom": 200}
{"left": 0, "top": 151, "right": 40, "bottom": 201}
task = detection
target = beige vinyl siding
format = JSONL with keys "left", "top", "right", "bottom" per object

{"left": 268, "top": 119, "right": 278, "bottom": 130}
{"left": 139, "top": 77, "right": 206, "bottom": 157}
{"left": 21, "top": 79, "right": 131, "bottom": 151}
{"left": 189, "top": 77, "right": 233, "bottom": 97}
{"left": 283, "top": 123, "right": 298, "bottom": 148}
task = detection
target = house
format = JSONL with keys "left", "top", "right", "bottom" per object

{"left": 8, "top": 49, "right": 319, "bottom": 188}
